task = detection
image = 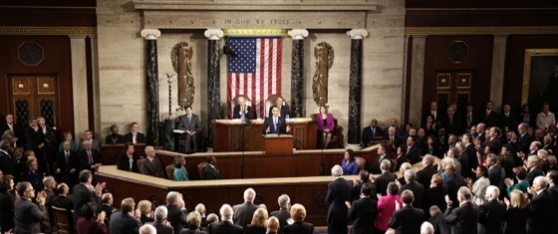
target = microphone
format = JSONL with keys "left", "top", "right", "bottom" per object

{"left": 320, "top": 143, "right": 325, "bottom": 175}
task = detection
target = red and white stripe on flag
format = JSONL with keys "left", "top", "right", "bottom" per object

{"left": 227, "top": 37, "right": 282, "bottom": 119}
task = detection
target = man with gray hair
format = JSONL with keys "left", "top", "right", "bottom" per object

{"left": 147, "top": 206, "right": 173, "bottom": 234}
{"left": 42, "top": 175, "right": 57, "bottom": 203}
{"left": 233, "top": 188, "right": 259, "bottom": 229}
{"left": 397, "top": 162, "right": 412, "bottom": 186}
{"left": 527, "top": 176, "right": 554, "bottom": 234}
{"left": 270, "top": 194, "right": 291, "bottom": 234}
{"left": 141, "top": 145, "right": 165, "bottom": 178}
{"left": 139, "top": 224, "right": 157, "bottom": 234}
{"left": 326, "top": 164, "right": 351, "bottom": 234}
{"left": 420, "top": 221, "right": 434, "bottom": 234}
{"left": 525, "top": 155, "right": 544, "bottom": 185}
{"left": 478, "top": 185, "right": 505, "bottom": 234}
{"left": 399, "top": 169, "right": 425, "bottom": 209}
{"left": 209, "top": 204, "right": 243, "bottom": 234}
{"left": 375, "top": 159, "right": 397, "bottom": 196}
{"left": 165, "top": 191, "right": 187, "bottom": 234}
{"left": 416, "top": 155, "right": 438, "bottom": 189}
{"left": 444, "top": 186, "right": 479, "bottom": 234}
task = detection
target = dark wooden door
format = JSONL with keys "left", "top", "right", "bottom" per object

{"left": 8, "top": 75, "right": 60, "bottom": 129}
{"left": 433, "top": 71, "right": 473, "bottom": 113}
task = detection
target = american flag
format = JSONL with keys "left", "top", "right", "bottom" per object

{"left": 227, "top": 37, "right": 282, "bottom": 118}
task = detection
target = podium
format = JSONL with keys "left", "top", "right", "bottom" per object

{"left": 262, "top": 134, "right": 293, "bottom": 155}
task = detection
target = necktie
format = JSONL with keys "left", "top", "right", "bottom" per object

{"left": 87, "top": 151, "right": 93, "bottom": 165}
{"left": 65, "top": 151, "right": 69, "bottom": 169}
{"left": 241, "top": 109, "right": 245, "bottom": 119}
{"left": 188, "top": 116, "right": 191, "bottom": 123}
{"left": 133, "top": 133, "right": 137, "bottom": 144}
{"left": 449, "top": 115, "right": 453, "bottom": 125}
{"left": 390, "top": 136, "right": 394, "bottom": 142}
{"left": 274, "top": 118, "right": 277, "bottom": 131}
{"left": 432, "top": 111, "right": 436, "bottom": 120}
{"left": 372, "top": 127, "right": 376, "bottom": 136}
{"left": 486, "top": 111, "right": 489, "bottom": 119}
{"left": 506, "top": 113, "right": 509, "bottom": 118}
{"left": 8, "top": 124, "right": 13, "bottom": 131}
{"left": 467, "top": 114, "right": 471, "bottom": 126}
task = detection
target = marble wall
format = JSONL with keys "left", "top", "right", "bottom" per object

{"left": 96, "top": 0, "right": 405, "bottom": 144}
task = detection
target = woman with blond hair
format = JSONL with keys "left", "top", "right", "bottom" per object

{"left": 503, "top": 190, "right": 528, "bottom": 234}
{"left": 245, "top": 208, "right": 268, "bottom": 234}
{"left": 173, "top": 155, "right": 189, "bottom": 181}
{"left": 283, "top": 204, "right": 314, "bottom": 234}
{"left": 137, "top": 200, "right": 154, "bottom": 224}
{"left": 58, "top": 131, "right": 78, "bottom": 152}
{"left": 181, "top": 211, "right": 206, "bottom": 234}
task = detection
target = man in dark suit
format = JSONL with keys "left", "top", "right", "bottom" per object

{"left": 209, "top": 204, "right": 244, "bottom": 234}
{"left": 0, "top": 114, "right": 23, "bottom": 147}
{"left": 270, "top": 194, "right": 291, "bottom": 234}
{"left": 456, "top": 142, "right": 472, "bottom": 179}
{"left": 463, "top": 104, "right": 478, "bottom": 130}
{"left": 516, "top": 123, "right": 532, "bottom": 162}
{"left": 100, "top": 193, "right": 119, "bottom": 219}
{"left": 233, "top": 96, "right": 253, "bottom": 120}
{"left": 23, "top": 159, "right": 44, "bottom": 192}
{"left": 527, "top": 176, "right": 555, "bottom": 234}
{"left": 463, "top": 133, "right": 479, "bottom": 174}
{"left": 78, "top": 129, "right": 101, "bottom": 152}
{"left": 444, "top": 187, "right": 479, "bottom": 234}
{"left": 546, "top": 170, "right": 558, "bottom": 233}
{"left": 478, "top": 186, "right": 506, "bottom": 234}
{"left": 480, "top": 101, "right": 499, "bottom": 128}
{"left": 361, "top": 119, "right": 384, "bottom": 147}
{"left": 141, "top": 146, "right": 165, "bottom": 178}
{"left": 147, "top": 206, "right": 174, "bottom": 234}
{"left": 77, "top": 140, "right": 102, "bottom": 173}
{"left": 398, "top": 169, "right": 425, "bottom": 209}
{"left": 375, "top": 160, "right": 397, "bottom": 196}
{"left": 525, "top": 156, "right": 544, "bottom": 186}
{"left": 348, "top": 183, "right": 378, "bottom": 234}
{"left": 203, "top": 156, "right": 222, "bottom": 180}
{"left": 0, "top": 139, "right": 21, "bottom": 178}
{"left": 487, "top": 127, "right": 502, "bottom": 153}
{"left": 384, "top": 126, "right": 403, "bottom": 149}
{"left": 165, "top": 191, "right": 188, "bottom": 234}
{"left": 262, "top": 106, "right": 289, "bottom": 135}
{"left": 56, "top": 141, "right": 78, "bottom": 186}
{"left": 267, "top": 96, "right": 290, "bottom": 118}
{"left": 14, "top": 181, "right": 47, "bottom": 234}
{"left": 123, "top": 122, "right": 146, "bottom": 144}
{"left": 233, "top": 188, "right": 259, "bottom": 229}
{"left": 388, "top": 189, "right": 424, "bottom": 234}
{"left": 351, "top": 170, "right": 375, "bottom": 202}
{"left": 51, "top": 183, "right": 74, "bottom": 210}
{"left": 105, "top": 125, "right": 125, "bottom": 144}
{"left": 423, "top": 101, "right": 442, "bottom": 126}
{"left": 499, "top": 104, "right": 518, "bottom": 132}
{"left": 371, "top": 144, "right": 391, "bottom": 174}
{"left": 486, "top": 154, "right": 502, "bottom": 187}
{"left": 73, "top": 170, "right": 103, "bottom": 225}
{"left": 326, "top": 165, "right": 352, "bottom": 234}
{"left": 406, "top": 136, "right": 420, "bottom": 164}
{"left": 177, "top": 107, "right": 202, "bottom": 153}
{"left": 442, "top": 106, "right": 463, "bottom": 136}
{"left": 109, "top": 198, "right": 142, "bottom": 234}
{"left": 444, "top": 164, "right": 467, "bottom": 209}
{"left": 416, "top": 155, "right": 438, "bottom": 189}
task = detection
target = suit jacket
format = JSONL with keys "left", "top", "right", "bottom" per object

{"left": 0, "top": 190, "right": 15, "bottom": 232}
{"left": 480, "top": 110, "right": 499, "bottom": 128}
{"left": 14, "top": 198, "right": 45, "bottom": 234}
{"left": 384, "top": 135, "right": 403, "bottom": 149}
{"left": 105, "top": 134, "right": 125, "bottom": 144}
{"left": 51, "top": 195, "right": 73, "bottom": 211}
{"left": 141, "top": 157, "right": 165, "bottom": 178}
{"left": 283, "top": 221, "right": 314, "bottom": 234}
{"left": 479, "top": 199, "right": 506, "bottom": 234}
{"left": 77, "top": 149, "right": 102, "bottom": 172}
{"left": 503, "top": 207, "right": 528, "bottom": 234}
{"left": 56, "top": 150, "right": 78, "bottom": 174}
{"left": 398, "top": 181, "right": 425, "bottom": 209}
{"left": 78, "top": 139, "right": 101, "bottom": 153}
{"left": 0, "top": 149, "right": 19, "bottom": 177}
{"left": 406, "top": 145, "right": 420, "bottom": 164}
{"left": 499, "top": 112, "right": 518, "bottom": 132}
{"left": 348, "top": 197, "right": 377, "bottom": 234}
{"left": 516, "top": 133, "right": 532, "bottom": 155}
{"left": 416, "top": 165, "right": 437, "bottom": 189}
{"left": 177, "top": 115, "right": 202, "bottom": 133}
{"left": 232, "top": 202, "right": 259, "bottom": 229}
{"left": 488, "top": 165, "right": 502, "bottom": 187}
{"left": 166, "top": 204, "right": 188, "bottom": 234}
{"left": 548, "top": 185, "right": 558, "bottom": 232}
{"left": 388, "top": 205, "right": 424, "bottom": 234}
{"left": 109, "top": 211, "right": 142, "bottom": 234}
{"left": 444, "top": 202, "right": 480, "bottom": 234}
{"left": 72, "top": 183, "right": 101, "bottom": 224}
{"left": 465, "top": 144, "right": 478, "bottom": 170}
{"left": 270, "top": 209, "right": 290, "bottom": 234}
{"left": 442, "top": 113, "right": 463, "bottom": 135}
{"left": 262, "top": 116, "right": 287, "bottom": 135}
{"left": 371, "top": 155, "right": 392, "bottom": 175}
{"left": 458, "top": 152, "right": 472, "bottom": 179}
{"left": 463, "top": 112, "right": 479, "bottom": 130}
{"left": 424, "top": 185, "right": 448, "bottom": 214}
{"left": 23, "top": 170, "right": 44, "bottom": 192}
{"left": 208, "top": 221, "right": 244, "bottom": 234}
{"left": 446, "top": 175, "right": 467, "bottom": 209}
{"left": 233, "top": 105, "right": 253, "bottom": 120}
{"left": 268, "top": 105, "right": 289, "bottom": 118}
{"left": 123, "top": 132, "right": 146, "bottom": 144}
{"left": 100, "top": 204, "right": 119, "bottom": 219}
{"left": 24, "top": 126, "right": 45, "bottom": 153}
{"left": 326, "top": 177, "right": 352, "bottom": 225}
{"left": 351, "top": 181, "right": 376, "bottom": 203}
{"left": 525, "top": 167, "right": 544, "bottom": 186}
{"left": 147, "top": 221, "right": 174, "bottom": 234}
{"left": 375, "top": 171, "right": 397, "bottom": 196}
{"left": 116, "top": 153, "right": 140, "bottom": 172}
{"left": 361, "top": 126, "right": 384, "bottom": 146}
{"left": 423, "top": 110, "right": 443, "bottom": 126}
{"left": 527, "top": 189, "right": 555, "bottom": 234}
{"left": 203, "top": 164, "right": 221, "bottom": 180}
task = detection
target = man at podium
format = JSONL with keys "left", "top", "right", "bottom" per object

{"left": 263, "top": 106, "right": 290, "bottom": 134}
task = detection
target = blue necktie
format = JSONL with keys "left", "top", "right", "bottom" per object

{"left": 274, "top": 118, "right": 277, "bottom": 132}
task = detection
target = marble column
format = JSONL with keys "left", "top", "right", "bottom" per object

{"left": 141, "top": 29, "right": 161, "bottom": 146}
{"left": 204, "top": 29, "right": 224, "bottom": 148}
{"left": 490, "top": 34, "right": 508, "bottom": 110}
{"left": 89, "top": 35, "right": 102, "bottom": 140}
{"left": 69, "top": 35, "right": 89, "bottom": 140}
{"left": 346, "top": 29, "right": 368, "bottom": 149}
{"left": 288, "top": 29, "right": 309, "bottom": 117}
{"left": 408, "top": 35, "right": 427, "bottom": 126}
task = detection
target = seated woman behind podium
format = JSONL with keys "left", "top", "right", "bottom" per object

{"left": 316, "top": 105, "right": 335, "bottom": 149}
{"left": 262, "top": 106, "right": 290, "bottom": 135}
{"left": 233, "top": 96, "right": 253, "bottom": 120}
{"left": 341, "top": 149, "right": 358, "bottom": 175}
{"left": 173, "top": 155, "right": 189, "bottom": 181}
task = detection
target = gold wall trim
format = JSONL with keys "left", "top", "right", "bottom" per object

{"left": 0, "top": 27, "right": 97, "bottom": 35}
{"left": 223, "top": 29, "right": 289, "bottom": 36}
{"left": 521, "top": 49, "right": 558, "bottom": 105}
{"left": 405, "top": 26, "right": 558, "bottom": 35}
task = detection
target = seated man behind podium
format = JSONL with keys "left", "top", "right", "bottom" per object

{"left": 203, "top": 156, "right": 222, "bottom": 180}
{"left": 124, "top": 122, "right": 146, "bottom": 144}
{"left": 105, "top": 125, "right": 125, "bottom": 144}
{"left": 233, "top": 96, "right": 253, "bottom": 120}
{"left": 177, "top": 106, "right": 202, "bottom": 153}
{"left": 268, "top": 96, "right": 290, "bottom": 118}
{"left": 262, "top": 106, "right": 290, "bottom": 135}
{"left": 141, "top": 146, "right": 165, "bottom": 178}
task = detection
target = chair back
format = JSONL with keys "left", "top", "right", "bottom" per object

{"left": 197, "top": 162, "right": 208, "bottom": 179}
{"left": 137, "top": 158, "right": 145, "bottom": 174}
{"left": 355, "top": 156, "right": 366, "bottom": 171}
{"left": 42, "top": 203, "right": 53, "bottom": 233}
{"left": 391, "top": 159, "right": 398, "bottom": 172}
{"left": 265, "top": 94, "right": 286, "bottom": 118}
{"left": 52, "top": 206, "right": 74, "bottom": 234}
{"left": 165, "top": 164, "right": 174, "bottom": 180}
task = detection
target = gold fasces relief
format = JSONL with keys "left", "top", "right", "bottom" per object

{"left": 171, "top": 42, "right": 195, "bottom": 111}
{"left": 312, "top": 42, "right": 334, "bottom": 107}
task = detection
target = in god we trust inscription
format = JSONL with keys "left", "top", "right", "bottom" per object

{"left": 224, "top": 19, "right": 290, "bottom": 26}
